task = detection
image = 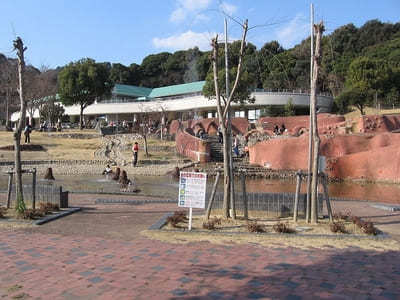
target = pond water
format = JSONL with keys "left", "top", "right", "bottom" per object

{"left": 1, "top": 173, "right": 399, "bottom": 204}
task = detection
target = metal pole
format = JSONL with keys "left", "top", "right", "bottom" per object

{"left": 225, "top": 18, "right": 236, "bottom": 219}
{"left": 32, "top": 168, "right": 36, "bottom": 210}
{"left": 188, "top": 207, "right": 193, "bottom": 231}
{"left": 306, "top": 3, "right": 314, "bottom": 223}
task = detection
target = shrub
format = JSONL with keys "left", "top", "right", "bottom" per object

{"left": 202, "top": 217, "right": 222, "bottom": 230}
{"left": 166, "top": 211, "right": 187, "bottom": 228}
{"left": 272, "top": 222, "right": 295, "bottom": 234}
{"left": 360, "top": 221, "right": 378, "bottom": 235}
{"left": 15, "top": 193, "right": 26, "bottom": 216}
{"left": 247, "top": 221, "right": 265, "bottom": 233}
{"left": 19, "top": 209, "right": 44, "bottom": 220}
{"left": 0, "top": 207, "right": 7, "bottom": 218}
{"left": 330, "top": 222, "right": 347, "bottom": 234}
{"left": 39, "top": 202, "right": 59, "bottom": 215}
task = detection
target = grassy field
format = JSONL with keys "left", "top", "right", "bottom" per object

{"left": 0, "top": 130, "right": 102, "bottom": 161}
{"left": 0, "top": 130, "right": 179, "bottom": 162}
{"left": 344, "top": 106, "right": 400, "bottom": 122}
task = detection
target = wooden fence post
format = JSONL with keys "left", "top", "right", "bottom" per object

{"left": 321, "top": 173, "right": 333, "bottom": 222}
{"left": 241, "top": 170, "right": 248, "bottom": 220}
{"left": 293, "top": 170, "right": 302, "bottom": 222}
{"left": 7, "top": 171, "right": 13, "bottom": 209}
{"left": 205, "top": 169, "right": 221, "bottom": 220}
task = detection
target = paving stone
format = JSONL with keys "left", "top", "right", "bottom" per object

{"left": 88, "top": 277, "right": 104, "bottom": 284}
{"left": 171, "top": 289, "right": 187, "bottom": 296}
{"left": 178, "top": 276, "right": 193, "bottom": 283}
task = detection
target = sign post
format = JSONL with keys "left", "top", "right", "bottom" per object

{"left": 178, "top": 171, "right": 207, "bottom": 231}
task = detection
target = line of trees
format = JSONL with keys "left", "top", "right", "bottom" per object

{"left": 1, "top": 18, "right": 400, "bottom": 124}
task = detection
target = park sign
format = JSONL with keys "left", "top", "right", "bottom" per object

{"left": 178, "top": 172, "right": 207, "bottom": 209}
{"left": 178, "top": 171, "right": 207, "bottom": 231}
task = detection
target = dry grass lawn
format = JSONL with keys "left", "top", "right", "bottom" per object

{"left": 142, "top": 229, "right": 400, "bottom": 251}
{"left": 0, "top": 130, "right": 102, "bottom": 161}
{"left": 344, "top": 106, "right": 400, "bottom": 123}
{"left": 141, "top": 213, "right": 400, "bottom": 251}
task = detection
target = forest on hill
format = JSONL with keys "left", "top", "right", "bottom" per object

{"left": 1, "top": 19, "right": 400, "bottom": 118}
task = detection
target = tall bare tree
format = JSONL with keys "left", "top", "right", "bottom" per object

{"left": 310, "top": 22, "right": 325, "bottom": 224}
{"left": 0, "top": 58, "right": 18, "bottom": 129}
{"left": 13, "top": 37, "right": 28, "bottom": 207}
{"left": 210, "top": 19, "right": 249, "bottom": 218}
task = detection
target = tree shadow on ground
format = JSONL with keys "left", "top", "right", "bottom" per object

{"left": 175, "top": 248, "right": 400, "bottom": 299}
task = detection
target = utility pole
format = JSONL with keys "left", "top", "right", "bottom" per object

{"left": 225, "top": 18, "right": 236, "bottom": 219}
{"left": 306, "top": 3, "right": 314, "bottom": 223}
{"left": 13, "top": 37, "right": 28, "bottom": 206}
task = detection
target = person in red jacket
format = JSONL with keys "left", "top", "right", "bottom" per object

{"left": 132, "top": 142, "right": 139, "bottom": 166}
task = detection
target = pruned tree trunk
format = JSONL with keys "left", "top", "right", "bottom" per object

{"left": 13, "top": 37, "right": 27, "bottom": 206}
{"left": 210, "top": 19, "right": 248, "bottom": 219}
{"left": 310, "top": 22, "right": 324, "bottom": 224}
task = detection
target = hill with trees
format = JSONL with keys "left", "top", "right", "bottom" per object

{"left": 1, "top": 19, "right": 399, "bottom": 120}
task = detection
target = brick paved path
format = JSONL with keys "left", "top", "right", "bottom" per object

{"left": 1, "top": 229, "right": 399, "bottom": 299}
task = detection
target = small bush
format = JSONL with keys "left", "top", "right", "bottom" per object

{"left": 0, "top": 207, "right": 7, "bottom": 218}
{"left": 202, "top": 217, "right": 222, "bottom": 230}
{"left": 330, "top": 222, "right": 347, "bottom": 234}
{"left": 272, "top": 222, "right": 295, "bottom": 234}
{"left": 360, "top": 221, "right": 378, "bottom": 235}
{"left": 19, "top": 209, "right": 44, "bottom": 220}
{"left": 15, "top": 194, "right": 26, "bottom": 215}
{"left": 247, "top": 221, "right": 265, "bottom": 233}
{"left": 166, "top": 211, "right": 187, "bottom": 228}
{"left": 39, "top": 203, "right": 59, "bottom": 215}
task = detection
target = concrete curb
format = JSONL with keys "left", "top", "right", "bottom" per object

{"left": 34, "top": 207, "right": 81, "bottom": 225}
{"left": 371, "top": 204, "right": 400, "bottom": 212}
{"left": 96, "top": 199, "right": 176, "bottom": 205}
{"left": 148, "top": 212, "right": 174, "bottom": 230}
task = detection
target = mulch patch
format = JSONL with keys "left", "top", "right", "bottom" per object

{"left": 0, "top": 144, "right": 46, "bottom": 151}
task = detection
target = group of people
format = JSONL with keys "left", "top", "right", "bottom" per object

{"left": 273, "top": 124, "right": 286, "bottom": 135}
{"left": 102, "top": 165, "right": 137, "bottom": 192}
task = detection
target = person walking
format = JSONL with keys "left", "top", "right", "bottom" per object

{"left": 132, "top": 142, "right": 139, "bottom": 166}
{"left": 24, "top": 123, "right": 32, "bottom": 144}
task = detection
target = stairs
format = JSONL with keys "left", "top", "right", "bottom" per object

{"left": 208, "top": 136, "right": 224, "bottom": 162}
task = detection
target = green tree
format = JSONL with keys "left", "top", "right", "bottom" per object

{"left": 284, "top": 98, "right": 295, "bottom": 116}
{"left": 40, "top": 98, "right": 65, "bottom": 126}
{"left": 58, "top": 58, "right": 113, "bottom": 129}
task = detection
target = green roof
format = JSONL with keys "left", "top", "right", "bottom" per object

{"left": 113, "top": 84, "right": 152, "bottom": 98}
{"left": 113, "top": 81, "right": 205, "bottom": 99}
{"left": 149, "top": 81, "right": 205, "bottom": 98}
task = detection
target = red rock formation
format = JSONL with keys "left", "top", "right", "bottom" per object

{"left": 175, "top": 128, "right": 210, "bottom": 163}
{"left": 250, "top": 132, "right": 400, "bottom": 182}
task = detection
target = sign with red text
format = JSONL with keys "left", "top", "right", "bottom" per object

{"left": 178, "top": 172, "right": 207, "bottom": 209}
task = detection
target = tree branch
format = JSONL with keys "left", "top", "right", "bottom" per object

{"left": 223, "top": 19, "right": 248, "bottom": 120}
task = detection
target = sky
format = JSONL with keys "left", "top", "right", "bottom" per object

{"left": 0, "top": 0, "right": 399, "bottom": 69}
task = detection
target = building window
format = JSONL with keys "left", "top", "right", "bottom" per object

{"left": 248, "top": 109, "right": 260, "bottom": 122}
{"left": 235, "top": 111, "right": 245, "bottom": 118}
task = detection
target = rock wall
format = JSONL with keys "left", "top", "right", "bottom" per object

{"left": 257, "top": 114, "right": 346, "bottom": 135}
{"left": 357, "top": 114, "right": 400, "bottom": 133}
{"left": 175, "top": 128, "right": 210, "bottom": 163}
{"left": 250, "top": 132, "right": 400, "bottom": 182}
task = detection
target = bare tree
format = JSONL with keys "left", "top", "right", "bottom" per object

{"left": 0, "top": 58, "right": 18, "bottom": 129}
{"left": 310, "top": 22, "right": 325, "bottom": 224}
{"left": 211, "top": 19, "right": 249, "bottom": 218}
{"left": 12, "top": 37, "right": 28, "bottom": 208}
